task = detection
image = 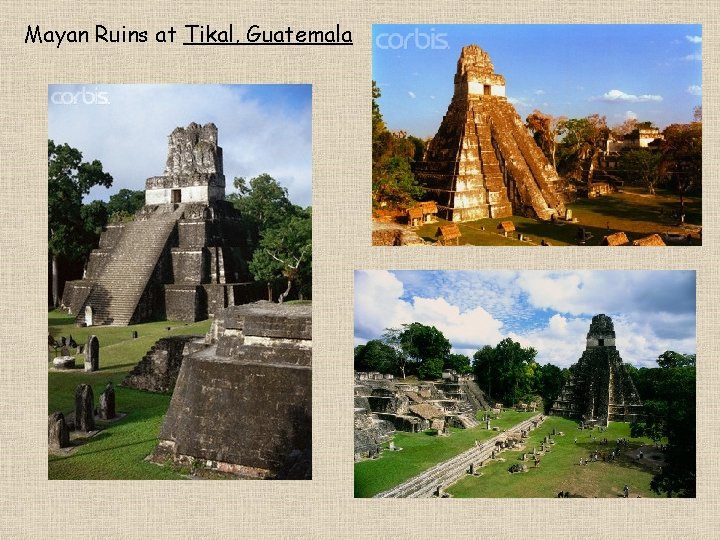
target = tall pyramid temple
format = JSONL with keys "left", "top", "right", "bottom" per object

{"left": 551, "top": 314, "right": 643, "bottom": 425}
{"left": 414, "top": 45, "right": 566, "bottom": 222}
{"left": 62, "top": 122, "right": 264, "bottom": 326}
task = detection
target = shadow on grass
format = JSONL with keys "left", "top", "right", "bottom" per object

{"left": 50, "top": 437, "right": 159, "bottom": 462}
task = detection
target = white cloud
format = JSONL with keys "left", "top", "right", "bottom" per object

{"left": 686, "top": 85, "right": 702, "bottom": 96}
{"left": 683, "top": 52, "right": 702, "bottom": 61}
{"left": 510, "top": 315, "right": 591, "bottom": 368}
{"left": 685, "top": 35, "right": 702, "bottom": 44}
{"left": 354, "top": 271, "right": 505, "bottom": 351}
{"left": 511, "top": 313, "right": 695, "bottom": 369}
{"left": 407, "top": 91, "right": 416, "bottom": 99}
{"left": 534, "top": 89, "right": 545, "bottom": 95}
{"left": 593, "top": 89, "right": 663, "bottom": 103}
{"left": 507, "top": 96, "right": 532, "bottom": 108}
{"left": 625, "top": 110, "right": 638, "bottom": 120}
{"left": 355, "top": 271, "right": 696, "bottom": 369}
{"left": 48, "top": 84, "right": 312, "bottom": 207}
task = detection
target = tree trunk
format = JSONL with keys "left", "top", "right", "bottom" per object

{"left": 278, "top": 279, "right": 292, "bottom": 304}
{"left": 679, "top": 190, "right": 685, "bottom": 220}
{"left": 52, "top": 255, "right": 59, "bottom": 308}
{"left": 266, "top": 282, "right": 272, "bottom": 302}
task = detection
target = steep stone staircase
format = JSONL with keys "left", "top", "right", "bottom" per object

{"left": 77, "top": 208, "right": 182, "bottom": 326}
{"left": 461, "top": 379, "right": 492, "bottom": 411}
{"left": 471, "top": 108, "right": 512, "bottom": 218}
{"left": 375, "top": 414, "right": 544, "bottom": 498}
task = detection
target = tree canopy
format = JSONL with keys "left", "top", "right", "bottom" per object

{"left": 107, "top": 188, "right": 145, "bottom": 222}
{"left": 371, "top": 81, "right": 426, "bottom": 209}
{"left": 48, "top": 140, "right": 113, "bottom": 306}
{"left": 630, "top": 351, "right": 696, "bottom": 497}
{"left": 230, "top": 173, "right": 311, "bottom": 302}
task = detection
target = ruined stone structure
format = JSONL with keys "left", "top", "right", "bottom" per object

{"left": 414, "top": 45, "right": 566, "bottom": 222}
{"left": 151, "top": 302, "right": 311, "bottom": 479}
{"left": 551, "top": 314, "right": 643, "bottom": 425}
{"left": 121, "top": 335, "right": 201, "bottom": 393}
{"left": 354, "top": 371, "right": 490, "bottom": 460}
{"left": 63, "top": 122, "right": 266, "bottom": 326}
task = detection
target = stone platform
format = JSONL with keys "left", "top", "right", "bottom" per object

{"left": 150, "top": 302, "right": 312, "bottom": 479}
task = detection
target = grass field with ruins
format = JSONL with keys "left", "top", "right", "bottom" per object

{"left": 415, "top": 187, "right": 701, "bottom": 247}
{"left": 48, "top": 309, "right": 211, "bottom": 479}
{"left": 355, "top": 413, "right": 659, "bottom": 498}
{"left": 448, "top": 417, "right": 659, "bottom": 498}
{"left": 354, "top": 410, "right": 535, "bottom": 497}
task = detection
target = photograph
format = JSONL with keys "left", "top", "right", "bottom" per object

{"left": 372, "top": 25, "right": 702, "bottom": 246}
{"left": 47, "top": 84, "right": 312, "bottom": 480}
{"left": 354, "top": 270, "right": 696, "bottom": 498}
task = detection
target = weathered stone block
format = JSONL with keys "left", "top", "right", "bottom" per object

{"left": 48, "top": 411, "right": 70, "bottom": 449}
{"left": 85, "top": 335, "right": 99, "bottom": 372}
{"left": 99, "top": 383, "right": 116, "bottom": 420}
{"left": 53, "top": 356, "right": 75, "bottom": 369}
{"left": 159, "top": 356, "right": 311, "bottom": 475}
{"left": 165, "top": 285, "right": 204, "bottom": 322}
{"left": 74, "top": 384, "right": 95, "bottom": 432}
{"left": 171, "top": 248, "right": 208, "bottom": 284}
{"left": 154, "top": 302, "right": 312, "bottom": 478}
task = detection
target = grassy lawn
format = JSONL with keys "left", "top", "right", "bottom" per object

{"left": 354, "top": 410, "right": 535, "bottom": 497}
{"left": 415, "top": 187, "right": 701, "bottom": 246}
{"left": 48, "top": 309, "right": 212, "bottom": 479}
{"left": 447, "top": 416, "right": 661, "bottom": 498}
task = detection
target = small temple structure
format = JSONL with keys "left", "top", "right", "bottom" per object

{"left": 62, "top": 122, "right": 264, "bottom": 326}
{"left": 414, "top": 45, "right": 567, "bottom": 222}
{"left": 551, "top": 314, "right": 643, "bottom": 425}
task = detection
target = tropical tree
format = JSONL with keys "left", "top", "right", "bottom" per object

{"left": 472, "top": 338, "right": 538, "bottom": 405}
{"left": 354, "top": 340, "right": 400, "bottom": 374}
{"left": 630, "top": 351, "right": 696, "bottom": 497}
{"left": 557, "top": 114, "right": 609, "bottom": 186}
{"left": 48, "top": 140, "right": 112, "bottom": 306}
{"left": 536, "top": 363, "right": 567, "bottom": 413}
{"left": 619, "top": 149, "right": 663, "bottom": 195}
{"left": 526, "top": 109, "right": 566, "bottom": 170}
{"left": 659, "top": 122, "right": 701, "bottom": 219}
{"left": 228, "top": 173, "right": 296, "bottom": 247}
{"left": 248, "top": 209, "right": 311, "bottom": 303}
{"left": 445, "top": 353, "right": 472, "bottom": 374}
{"left": 371, "top": 82, "right": 426, "bottom": 209}
{"left": 106, "top": 188, "right": 144, "bottom": 222}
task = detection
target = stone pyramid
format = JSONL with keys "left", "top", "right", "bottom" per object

{"left": 414, "top": 45, "right": 566, "bottom": 222}
{"left": 551, "top": 314, "right": 643, "bottom": 425}
{"left": 62, "top": 122, "right": 264, "bottom": 326}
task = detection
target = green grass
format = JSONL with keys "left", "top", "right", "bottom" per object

{"left": 447, "top": 417, "right": 661, "bottom": 498}
{"left": 415, "top": 187, "right": 701, "bottom": 246}
{"left": 354, "top": 410, "right": 535, "bottom": 497}
{"left": 48, "top": 309, "right": 212, "bottom": 479}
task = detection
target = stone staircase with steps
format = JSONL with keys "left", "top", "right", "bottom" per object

{"left": 77, "top": 207, "right": 184, "bottom": 326}
{"left": 471, "top": 108, "right": 512, "bottom": 218}
{"left": 461, "top": 379, "right": 492, "bottom": 411}
{"left": 454, "top": 413, "right": 480, "bottom": 429}
{"left": 375, "top": 414, "right": 544, "bottom": 498}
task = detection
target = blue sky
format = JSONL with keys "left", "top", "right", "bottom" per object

{"left": 355, "top": 270, "right": 696, "bottom": 369}
{"left": 48, "top": 84, "right": 312, "bottom": 207}
{"left": 373, "top": 24, "right": 702, "bottom": 137}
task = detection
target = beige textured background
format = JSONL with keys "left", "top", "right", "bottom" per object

{"left": 0, "top": 1, "right": 716, "bottom": 538}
